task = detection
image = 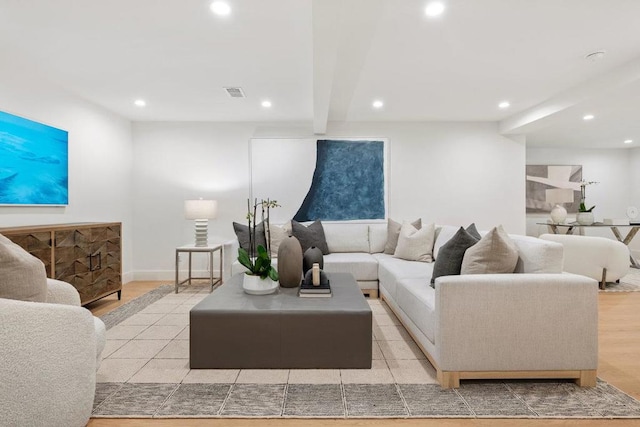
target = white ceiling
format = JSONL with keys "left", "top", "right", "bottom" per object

{"left": 1, "top": 0, "right": 640, "bottom": 147}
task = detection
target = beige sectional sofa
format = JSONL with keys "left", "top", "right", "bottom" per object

{"left": 223, "top": 221, "right": 599, "bottom": 388}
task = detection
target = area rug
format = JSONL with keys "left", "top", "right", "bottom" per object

{"left": 93, "top": 379, "right": 640, "bottom": 419}
{"left": 99, "top": 284, "right": 173, "bottom": 329}
{"left": 604, "top": 269, "right": 640, "bottom": 292}
{"left": 92, "top": 283, "right": 640, "bottom": 419}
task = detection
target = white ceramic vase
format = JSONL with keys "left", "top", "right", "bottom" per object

{"left": 242, "top": 274, "right": 278, "bottom": 295}
{"left": 549, "top": 204, "right": 568, "bottom": 224}
{"left": 576, "top": 212, "right": 595, "bottom": 225}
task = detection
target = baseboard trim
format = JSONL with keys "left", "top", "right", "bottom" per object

{"left": 132, "top": 269, "right": 222, "bottom": 282}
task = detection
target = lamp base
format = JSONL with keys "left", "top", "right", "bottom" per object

{"left": 550, "top": 204, "right": 568, "bottom": 224}
{"left": 194, "top": 219, "right": 209, "bottom": 247}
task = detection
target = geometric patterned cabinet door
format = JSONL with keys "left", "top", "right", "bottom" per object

{"left": 0, "top": 222, "right": 122, "bottom": 306}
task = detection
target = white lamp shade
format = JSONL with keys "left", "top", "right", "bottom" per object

{"left": 184, "top": 199, "right": 218, "bottom": 220}
{"left": 545, "top": 188, "right": 574, "bottom": 205}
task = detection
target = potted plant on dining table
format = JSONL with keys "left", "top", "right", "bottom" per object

{"left": 576, "top": 180, "right": 598, "bottom": 225}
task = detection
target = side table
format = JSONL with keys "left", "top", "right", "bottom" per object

{"left": 175, "top": 244, "right": 223, "bottom": 293}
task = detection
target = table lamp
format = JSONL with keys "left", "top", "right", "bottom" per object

{"left": 545, "top": 188, "right": 573, "bottom": 224}
{"left": 184, "top": 199, "right": 218, "bottom": 247}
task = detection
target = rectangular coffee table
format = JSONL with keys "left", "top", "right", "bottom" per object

{"left": 190, "top": 272, "right": 372, "bottom": 369}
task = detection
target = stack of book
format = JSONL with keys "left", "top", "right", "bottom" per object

{"left": 298, "top": 280, "right": 331, "bottom": 297}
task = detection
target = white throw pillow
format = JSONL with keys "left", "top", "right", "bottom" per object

{"left": 269, "top": 222, "right": 291, "bottom": 258}
{"left": 393, "top": 222, "right": 435, "bottom": 263}
{"left": 460, "top": 225, "right": 519, "bottom": 274}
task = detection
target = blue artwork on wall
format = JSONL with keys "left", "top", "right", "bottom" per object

{"left": 293, "top": 139, "right": 385, "bottom": 221}
{"left": 0, "top": 110, "right": 69, "bottom": 205}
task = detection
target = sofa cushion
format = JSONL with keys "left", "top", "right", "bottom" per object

{"left": 396, "top": 278, "right": 436, "bottom": 344}
{"left": 322, "top": 253, "right": 379, "bottom": 281}
{"left": 233, "top": 221, "right": 267, "bottom": 252}
{"left": 431, "top": 227, "right": 479, "bottom": 285}
{"left": 323, "top": 223, "right": 370, "bottom": 253}
{"left": 0, "top": 233, "right": 48, "bottom": 302}
{"left": 292, "top": 220, "right": 329, "bottom": 254}
{"left": 394, "top": 222, "right": 435, "bottom": 262}
{"left": 461, "top": 225, "right": 518, "bottom": 274}
{"left": 384, "top": 218, "right": 421, "bottom": 255}
{"left": 368, "top": 223, "right": 387, "bottom": 253}
{"left": 376, "top": 254, "right": 434, "bottom": 300}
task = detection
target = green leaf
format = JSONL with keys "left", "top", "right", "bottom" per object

{"left": 268, "top": 267, "right": 279, "bottom": 281}
{"left": 237, "top": 248, "right": 254, "bottom": 271}
{"left": 256, "top": 245, "right": 268, "bottom": 257}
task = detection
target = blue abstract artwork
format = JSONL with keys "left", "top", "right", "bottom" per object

{"left": 294, "top": 140, "right": 385, "bottom": 221}
{"left": 0, "top": 111, "right": 69, "bottom": 205}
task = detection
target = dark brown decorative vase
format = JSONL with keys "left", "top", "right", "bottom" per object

{"left": 303, "top": 246, "right": 324, "bottom": 275}
{"left": 277, "top": 235, "right": 303, "bottom": 288}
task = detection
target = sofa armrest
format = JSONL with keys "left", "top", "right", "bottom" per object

{"left": 434, "top": 273, "right": 598, "bottom": 372}
{"left": 223, "top": 238, "right": 240, "bottom": 282}
{"left": 540, "top": 233, "right": 630, "bottom": 282}
{"left": 46, "top": 278, "right": 81, "bottom": 306}
{"left": 0, "top": 297, "right": 98, "bottom": 427}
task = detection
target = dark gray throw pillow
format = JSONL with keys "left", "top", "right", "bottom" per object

{"left": 291, "top": 220, "right": 330, "bottom": 254}
{"left": 430, "top": 227, "right": 479, "bottom": 286}
{"left": 233, "top": 221, "right": 267, "bottom": 252}
{"left": 466, "top": 223, "right": 481, "bottom": 240}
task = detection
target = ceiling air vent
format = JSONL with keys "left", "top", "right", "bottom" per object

{"left": 224, "top": 87, "right": 245, "bottom": 98}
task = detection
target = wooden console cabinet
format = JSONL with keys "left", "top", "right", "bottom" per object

{"left": 0, "top": 222, "right": 122, "bottom": 306}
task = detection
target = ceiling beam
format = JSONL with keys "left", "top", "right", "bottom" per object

{"left": 312, "top": 0, "right": 341, "bottom": 135}
{"left": 499, "top": 56, "right": 640, "bottom": 135}
{"left": 327, "top": 0, "right": 384, "bottom": 123}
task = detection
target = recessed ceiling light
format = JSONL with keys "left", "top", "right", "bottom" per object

{"left": 498, "top": 101, "right": 510, "bottom": 109}
{"left": 134, "top": 99, "right": 146, "bottom": 107}
{"left": 372, "top": 100, "right": 384, "bottom": 109}
{"left": 261, "top": 100, "right": 272, "bottom": 108}
{"left": 425, "top": 1, "right": 445, "bottom": 17}
{"left": 210, "top": 1, "right": 231, "bottom": 16}
{"left": 624, "top": 139, "right": 633, "bottom": 144}
{"left": 583, "top": 114, "right": 594, "bottom": 121}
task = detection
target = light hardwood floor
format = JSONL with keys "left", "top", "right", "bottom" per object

{"left": 87, "top": 282, "right": 640, "bottom": 427}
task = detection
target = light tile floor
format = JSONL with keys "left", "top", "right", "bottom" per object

{"left": 97, "top": 287, "right": 439, "bottom": 385}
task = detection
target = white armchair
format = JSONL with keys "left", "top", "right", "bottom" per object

{"left": 0, "top": 279, "right": 106, "bottom": 427}
{"left": 540, "top": 233, "right": 630, "bottom": 289}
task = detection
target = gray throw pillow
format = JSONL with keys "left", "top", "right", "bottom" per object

{"left": 466, "top": 223, "right": 481, "bottom": 240}
{"left": 430, "top": 227, "right": 479, "bottom": 286}
{"left": 384, "top": 218, "right": 422, "bottom": 255}
{"left": 233, "top": 221, "right": 267, "bottom": 252}
{"left": 291, "top": 220, "right": 330, "bottom": 254}
{"left": 0, "top": 233, "right": 48, "bottom": 302}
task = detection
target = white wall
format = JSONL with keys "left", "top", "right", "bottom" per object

{"left": 0, "top": 62, "right": 134, "bottom": 280}
{"left": 631, "top": 148, "right": 640, "bottom": 207}
{"left": 131, "top": 122, "right": 258, "bottom": 279}
{"left": 132, "top": 121, "right": 526, "bottom": 279}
